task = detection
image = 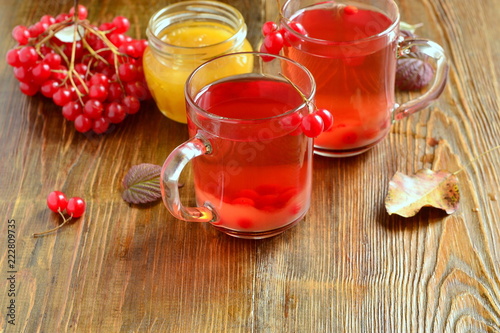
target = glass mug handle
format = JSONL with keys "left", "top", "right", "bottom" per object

{"left": 160, "top": 134, "right": 216, "bottom": 222}
{"left": 393, "top": 38, "right": 449, "bottom": 121}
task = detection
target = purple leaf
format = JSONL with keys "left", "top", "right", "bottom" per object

{"left": 122, "top": 163, "right": 162, "bottom": 204}
{"left": 396, "top": 53, "right": 435, "bottom": 91}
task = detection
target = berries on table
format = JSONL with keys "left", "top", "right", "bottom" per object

{"left": 6, "top": 4, "right": 152, "bottom": 135}
{"left": 66, "top": 197, "right": 86, "bottom": 218}
{"left": 34, "top": 191, "right": 86, "bottom": 237}
{"left": 46, "top": 191, "right": 68, "bottom": 213}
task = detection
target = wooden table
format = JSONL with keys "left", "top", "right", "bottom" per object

{"left": 1, "top": 0, "right": 499, "bottom": 332}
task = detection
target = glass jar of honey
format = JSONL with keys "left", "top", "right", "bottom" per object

{"left": 143, "top": 1, "right": 253, "bottom": 123}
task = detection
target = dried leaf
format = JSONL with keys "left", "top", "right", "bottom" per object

{"left": 122, "top": 163, "right": 162, "bottom": 204}
{"left": 385, "top": 169, "right": 460, "bottom": 217}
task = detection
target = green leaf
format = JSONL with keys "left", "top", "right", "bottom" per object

{"left": 122, "top": 163, "right": 162, "bottom": 204}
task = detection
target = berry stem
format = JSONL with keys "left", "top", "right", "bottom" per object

{"left": 278, "top": 72, "right": 313, "bottom": 110}
{"left": 35, "top": 20, "right": 73, "bottom": 57}
{"left": 33, "top": 210, "right": 73, "bottom": 238}
{"left": 80, "top": 37, "right": 108, "bottom": 64}
{"left": 275, "top": 0, "right": 283, "bottom": 21}
{"left": 72, "top": 0, "right": 79, "bottom": 20}
{"left": 453, "top": 145, "right": 500, "bottom": 176}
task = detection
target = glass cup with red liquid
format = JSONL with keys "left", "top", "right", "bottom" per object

{"left": 280, "top": 0, "right": 449, "bottom": 157}
{"left": 161, "top": 52, "right": 319, "bottom": 239}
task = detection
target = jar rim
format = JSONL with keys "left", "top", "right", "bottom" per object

{"left": 280, "top": 0, "right": 400, "bottom": 46}
{"left": 185, "top": 52, "right": 317, "bottom": 123}
{"left": 146, "top": 0, "right": 247, "bottom": 53}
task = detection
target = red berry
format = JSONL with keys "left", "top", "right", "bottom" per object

{"left": 107, "top": 82, "right": 123, "bottom": 101}
{"left": 19, "top": 82, "right": 39, "bottom": 96}
{"left": 84, "top": 99, "right": 104, "bottom": 119}
{"left": 289, "top": 21, "right": 307, "bottom": 35}
{"left": 40, "top": 80, "right": 60, "bottom": 98}
{"left": 99, "top": 65, "right": 114, "bottom": 78}
{"left": 74, "top": 115, "right": 92, "bottom": 133}
{"left": 32, "top": 62, "right": 52, "bottom": 84}
{"left": 47, "top": 191, "right": 68, "bottom": 213}
{"left": 66, "top": 197, "right": 86, "bottom": 218}
{"left": 6, "top": 49, "right": 21, "bottom": 67}
{"left": 50, "top": 64, "right": 68, "bottom": 81}
{"left": 284, "top": 21, "right": 307, "bottom": 45}
{"left": 262, "top": 21, "right": 278, "bottom": 36}
{"left": 314, "top": 109, "right": 334, "bottom": 131}
{"left": 118, "top": 43, "right": 140, "bottom": 58}
{"left": 259, "top": 44, "right": 275, "bottom": 62}
{"left": 62, "top": 101, "right": 82, "bottom": 121}
{"left": 28, "top": 22, "right": 47, "bottom": 38}
{"left": 280, "top": 112, "right": 303, "bottom": 134}
{"left": 125, "top": 81, "right": 150, "bottom": 100}
{"left": 112, "top": 16, "right": 130, "bottom": 34}
{"left": 40, "top": 15, "right": 56, "bottom": 25}
{"left": 12, "top": 25, "right": 30, "bottom": 45}
{"left": 105, "top": 102, "right": 126, "bottom": 123}
{"left": 89, "top": 84, "right": 108, "bottom": 102}
{"left": 53, "top": 87, "right": 74, "bottom": 106}
{"left": 69, "top": 4, "right": 88, "bottom": 20}
{"left": 109, "top": 33, "right": 126, "bottom": 47}
{"left": 89, "top": 73, "right": 110, "bottom": 88}
{"left": 301, "top": 113, "right": 324, "bottom": 138}
{"left": 43, "top": 53, "right": 62, "bottom": 68}
{"left": 13, "top": 66, "right": 32, "bottom": 83}
{"left": 62, "top": 41, "right": 84, "bottom": 61}
{"left": 92, "top": 117, "right": 110, "bottom": 134}
{"left": 39, "top": 46, "right": 53, "bottom": 56}
{"left": 263, "top": 31, "right": 284, "bottom": 54}
{"left": 133, "top": 39, "right": 148, "bottom": 56}
{"left": 55, "top": 13, "right": 70, "bottom": 23}
{"left": 74, "top": 63, "right": 88, "bottom": 75}
{"left": 122, "top": 95, "right": 140, "bottom": 114}
{"left": 118, "top": 62, "right": 138, "bottom": 82}
{"left": 18, "top": 46, "right": 38, "bottom": 67}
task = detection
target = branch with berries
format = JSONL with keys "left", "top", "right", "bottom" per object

{"left": 6, "top": 3, "right": 151, "bottom": 134}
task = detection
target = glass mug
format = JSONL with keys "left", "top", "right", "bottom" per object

{"left": 161, "top": 52, "right": 316, "bottom": 239}
{"left": 280, "top": 0, "right": 449, "bottom": 157}
{"left": 143, "top": 1, "right": 252, "bottom": 123}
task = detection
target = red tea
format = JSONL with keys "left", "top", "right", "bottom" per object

{"left": 282, "top": 1, "right": 396, "bottom": 156}
{"left": 187, "top": 77, "right": 312, "bottom": 233}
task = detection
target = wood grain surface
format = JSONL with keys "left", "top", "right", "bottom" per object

{"left": 1, "top": 0, "right": 499, "bottom": 332}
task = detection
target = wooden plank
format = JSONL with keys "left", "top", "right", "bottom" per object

{"left": 0, "top": 0, "right": 499, "bottom": 332}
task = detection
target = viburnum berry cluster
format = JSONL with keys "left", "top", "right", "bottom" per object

{"left": 278, "top": 73, "right": 333, "bottom": 138}
{"left": 33, "top": 190, "right": 86, "bottom": 237}
{"left": 6, "top": 3, "right": 151, "bottom": 134}
{"left": 301, "top": 109, "right": 333, "bottom": 138}
{"left": 259, "top": 20, "right": 307, "bottom": 56}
